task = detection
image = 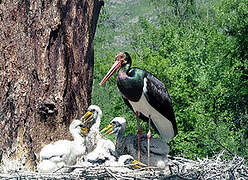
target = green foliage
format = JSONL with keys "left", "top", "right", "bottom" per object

{"left": 92, "top": 0, "right": 248, "bottom": 160}
{"left": 215, "top": 0, "right": 248, "bottom": 60}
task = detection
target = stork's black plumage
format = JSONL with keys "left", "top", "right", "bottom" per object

{"left": 100, "top": 52, "right": 177, "bottom": 142}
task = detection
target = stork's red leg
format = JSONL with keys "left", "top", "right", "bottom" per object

{"left": 147, "top": 115, "right": 151, "bottom": 167}
{"left": 136, "top": 111, "right": 141, "bottom": 162}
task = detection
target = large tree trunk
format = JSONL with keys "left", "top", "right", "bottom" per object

{"left": 0, "top": 0, "right": 103, "bottom": 172}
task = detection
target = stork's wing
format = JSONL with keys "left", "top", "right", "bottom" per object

{"left": 138, "top": 135, "right": 169, "bottom": 156}
{"left": 144, "top": 73, "right": 178, "bottom": 136}
{"left": 149, "top": 138, "right": 170, "bottom": 155}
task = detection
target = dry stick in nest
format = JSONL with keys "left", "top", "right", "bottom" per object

{"left": 180, "top": 152, "right": 246, "bottom": 179}
{"left": 207, "top": 158, "right": 244, "bottom": 179}
{"left": 104, "top": 168, "right": 118, "bottom": 180}
{"left": 64, "top": 164, "right": 163, "bottom": 179}
{"left": 61, "top": 162, "right": 150, "bottom": 170}
{"left": 105, "top": 167, "right": 140, "bottom": 180}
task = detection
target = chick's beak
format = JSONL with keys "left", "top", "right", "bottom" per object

{"left": 81, "top": 127, "right": 88, "bottom": 136}
{"left": 81, "top": 111, "right": 93, "bottom": 124}
{"left": 131, "top": 160, "right": 147, "bottom": 169}
{"left": 100, "top": 124, "right": 113, "bottom": 135}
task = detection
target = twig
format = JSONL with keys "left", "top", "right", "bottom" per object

{"left": 104, "top": 167, "right": 118, "bottom": 180}
{"left": 210, "top": 134, "right": 235, "bottom": 156}
{"left": 53, "top": 165, "right": 64, "bottom": 173}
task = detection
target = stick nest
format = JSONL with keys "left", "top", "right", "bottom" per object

{"left": 1, "top": 151, "right": 247, "bottom": 179}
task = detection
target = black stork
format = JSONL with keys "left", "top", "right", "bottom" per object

{"left": 99, "top": 52, "right": 177, "bottom": 165}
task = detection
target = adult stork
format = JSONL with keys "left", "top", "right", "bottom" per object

{"left": 99, "top": 52, "right": 177, "bottom": 165}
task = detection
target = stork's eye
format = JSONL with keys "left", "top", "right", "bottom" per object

{"left": 111, "top": 121, "right": 116, "bottom": 126}
{"left": 119, "top": 53, "right": 125, "bottom": 61}
{"left": 119, "top": 55, "right": 128, "bottom": 65}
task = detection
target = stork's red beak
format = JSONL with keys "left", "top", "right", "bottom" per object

{"left": 99, "top": 60, "right": 121, "bottom": 86}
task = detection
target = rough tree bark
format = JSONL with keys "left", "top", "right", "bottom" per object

{"left": 0, "top": 0, "right": 103, "bottom": 172}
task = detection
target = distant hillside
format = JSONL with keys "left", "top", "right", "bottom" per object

{"left": 95, "top": 0, "right": 157, "bottom": 51}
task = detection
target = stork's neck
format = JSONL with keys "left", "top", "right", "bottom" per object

{"left": 117, "top": 67, "right": 145, "bottom": 102}
{"left": 122, "top": 63, "right": 131, "bottom": 73}
{"left": 72, "top": 133, "right": 85, "bottom": 144}
{"left": 71, "top": 133, "right": 86, "bottom": 157}
{"left": 115, "top": 124, "right": 126, "bottom": 144}
{"left": 90, "top": 116, "right": 101, "bottom": 133}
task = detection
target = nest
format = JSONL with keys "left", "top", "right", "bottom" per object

{"left": 1, "top": 151, "right": 247, "bottom": 179}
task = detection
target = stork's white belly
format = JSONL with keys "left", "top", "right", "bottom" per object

{"left": 129, "top": 93, "right": 174, "bottom": 142}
